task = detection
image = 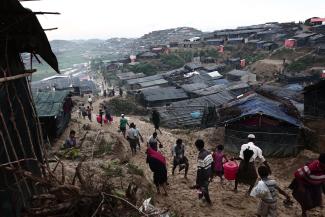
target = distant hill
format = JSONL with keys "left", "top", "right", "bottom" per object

{"left": 32, "top": 27, "right": 203, "bottom": 80}
{"left": 135, "top": 27, "right": 203, "bottom": 47}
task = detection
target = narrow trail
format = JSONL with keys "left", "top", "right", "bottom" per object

{"left": 66, "top": 96, "right": 323, "bottom": 217}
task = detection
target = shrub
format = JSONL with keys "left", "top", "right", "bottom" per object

{"left": 161, "top": 54, "right": 185, "bottom": 68}
{"left": 127, "top": 163, "right": 144, "bottom": 177}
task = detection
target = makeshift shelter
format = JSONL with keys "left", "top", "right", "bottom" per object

{"left": 159, "top": 90, "right": 234, "bottom": 128}
{"left": 140, "top": 87, "right": 188, "bottom": 107}
{"left": 203, "top": 64, "right": 226, "bottom": 72}
{"left": 293, "top": 32, "right": 316, "bottom": 47}
{"left": 226, "top": 69, "right": 256, "bottom": 83}
{"left": 32, "top": 75, "right": 81, "bottom": 94}
{"left": 126, "top": 74, "right": 163, "bottom": 90}
{"left": 219, "top": 93, "right": 303, "bottom": 157}
{"left": 138, "top": 79, "right": 169, "bottom": 89}
{"left": 184, "top": 63, "right": 203, "bottom": 72}
{"left": 309, "top": 34, "right": 325, "bottom": 46}
{"left": 227, "top": 38, "right": 244, "bottom": 45}
{"left": 79, "top": 79, "right": 98, "bottom": 94}
{"left": 304, "top": 80, "right": 325, "bottom": 118}
{"left": 227, "top": 81, "right": 252, "bottom": 96}
{"left": 0, "top": 1, "right": 59, "bottom": 216}
{"left": 284, "top": 39, "right": 296, "bottom": 48}
{"left": 32, "top": 91, "right": 72, "bottom": 140}
{"left": 205, "top": 39, "right": 224, "bottom": 46}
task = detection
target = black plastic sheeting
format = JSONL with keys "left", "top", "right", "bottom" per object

{"left": 224, "top": 126, "right": 301, "bottom": 157}
{"left": 0, "top": 79, "right": 44, "bottom": 217}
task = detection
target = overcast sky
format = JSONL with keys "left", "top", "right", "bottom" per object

{"left": 23, "top": 0, "right": 325, "bottom": 40}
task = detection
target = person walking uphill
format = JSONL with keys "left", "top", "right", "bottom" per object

{"left": 146, "top": 147, "right": 168, "bottom": 195}
{"left": 211, "top": 144, "right": 228, "bottom": 184}
{"left": 151, "top": 110, "right": 162, "bottom": 134}
{"left": 171, "top": 139, "right": 189, "bottom": 179}
{"left": 253, "top": 166, "right": 291, "bottom": 217}
{"left": 234, "top": 134, "right": 270, "bottom": 194}
{"left": 127, "top": 123, "right": 138, "bottom": 155}
{"left": 289, "top": 153, "right": 325, "bottom": 217}
{"left": 119, "top": 114, "right": 129, "bottom": 138}
{"left": 191, "top": 139, "right": 213, "bottom": 205}
{"left": 147, "top": 132, "right": 162, "bottom": 151}
{"left": 88, "top": 95, "right": 93, "bottom": 108}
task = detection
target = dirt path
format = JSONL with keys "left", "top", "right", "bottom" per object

{"left": 62, "top": 96, "right": 324, "bottom": 217}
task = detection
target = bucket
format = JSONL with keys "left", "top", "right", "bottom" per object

{"left": 224, "top": 161, "right": 239, "bottom": 181}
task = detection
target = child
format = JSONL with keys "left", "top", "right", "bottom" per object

{"left": 256, "top": 166, "right": 291, "bottom": 217}
{"left": 211, "top": 144, "right": 228, "bottom": 184}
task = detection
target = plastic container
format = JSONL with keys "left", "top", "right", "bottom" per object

{"left": 224, "top": 161, "right": 239, "bottom": 181}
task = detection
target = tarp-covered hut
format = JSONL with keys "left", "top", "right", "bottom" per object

{"left": 219, "top": 93, "right": 303, "bottom": 157}
{"left": 33, "top": 91, "right": 72, "bottom": 140}
{"left": 159, "top": 90, "right": 234, "bottom": 128}
{"left": 140, "top": 87, "right": 188, "bottom": 107}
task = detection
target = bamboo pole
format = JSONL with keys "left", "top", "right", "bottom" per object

{"left": 5, "top": 84, "right": 28, "bottom": 158}
{"left": 12, "top": 82, "right": 38, "bottom": 159}
{"left": 21, "top": 79, "right": 47, "bottom": 166}
{"left": 0, "top": 131, "right": 27, "bottom": 207}
{"left": 0, "top": 70, "right": 36, "bottom": 83}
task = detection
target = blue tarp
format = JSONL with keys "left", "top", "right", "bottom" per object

{"left": 225, "top": 94, "right": 302, "bottom": 127}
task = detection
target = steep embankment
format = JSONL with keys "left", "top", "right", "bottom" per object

{"left": 55, "top": 96, "right": 324, "bottom": 217}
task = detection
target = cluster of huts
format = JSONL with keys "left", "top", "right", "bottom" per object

{"left": 30, "top": 71, "right": 99, "bottom": 142}
{"left": 167, "top": 19, "right": 325, "bottom": 54}
{"left": 117, "top": 61, "right": 325, "bottom": 157}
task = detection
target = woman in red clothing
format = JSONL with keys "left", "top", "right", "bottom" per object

{"left": 146, "top": 147, "right": 168, "bottom": 195}
{"left": 289, "top": 153, "right": 325, "bottom": 217}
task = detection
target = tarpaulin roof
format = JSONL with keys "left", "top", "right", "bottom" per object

{"left": 159, "top": 90, "right": 234, "bottom": 128}
{"left": 139, "top": 79, "right": 168, "bottom": 88}
{"left": 223, "top": 93, "right": 302, "bottom": 127}
{"left": 142, "top": 87, "right": 188, "bottom": 102}
{"left": 32, "top": 76, "right": 80, "bottom": 90}
{"left": 127, "top": 74, "right": 163, "bottom": 85}
{"left": 32, "top": 91, "right": 69, "bottom": 117}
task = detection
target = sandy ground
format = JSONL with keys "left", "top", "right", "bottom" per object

{"left": 54, "top": 95, "right": 325, "bottom": 217}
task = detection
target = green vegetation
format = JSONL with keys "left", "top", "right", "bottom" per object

{"left": 58, "top": 147, "right": 80, "bottom": 160}
{"left": 127, "top": 163, "right": 144, "bottom": 177}
{"left": 93, "top": 139, "right": 114, "bottom": 156}
{"left": 287, "top": 56, "right": 314, "bottom": 72}
{"left": 245, "top": 54, "right": 266, "bottom": 63}
{"left": 127, "top": 62, "right": 158, "bottom": 76}
{"left": 161, "top": 53, "right": 185, "bottom": 68}
{"left": 102, "top": 160, "right": 124, "bottom": 177}
{"left": 204, "top": 48, "right": 219, "bottom": 59}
